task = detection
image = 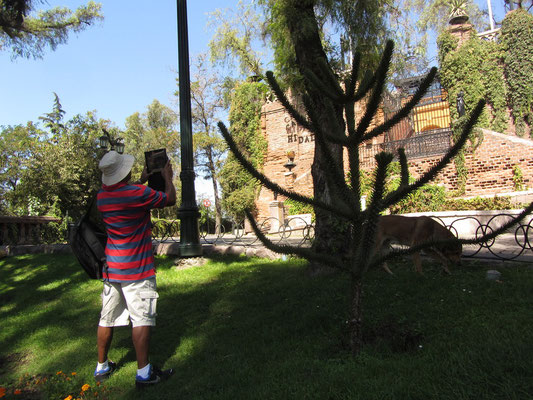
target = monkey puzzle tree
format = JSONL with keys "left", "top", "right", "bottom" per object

{"left": 218, "top": 39, "right": 533, "bottom": 355}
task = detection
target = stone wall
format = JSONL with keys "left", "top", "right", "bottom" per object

{"left": 256, "top": 99, "right": 533, "bottom": 221}
{"left": 257, "top": 98, "right": 385, "bottom": 220}
{"left": 403, "top": 129, "right": 533, "bottom": 195}
{"left": 0, "top": 216, "right": 60, "bottom": 245}
{"left": 257, "top": 100, "right": 316, "bottom": 221}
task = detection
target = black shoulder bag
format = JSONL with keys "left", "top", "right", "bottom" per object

{"left": 68, "top": 196, "right": 108, "bottom": 280}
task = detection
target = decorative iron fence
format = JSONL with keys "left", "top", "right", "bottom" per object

{"left": 152, "top": 212, "right": 533, "bottom": 262}
{"left": 435, "top": 213, "right": 533, "bottom": 261}
{"left": 359, "top": 129, "right": 453, "bottom": 164}
{"left": 153, "top": 216, "right": 315, "bottom": 247}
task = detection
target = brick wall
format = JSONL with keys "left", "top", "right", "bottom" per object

{"left": 256, "top": 100, "right": 533, "bottom": 220}
{"left": 400, "top": 130, "right": 533, "bottom": 195}
{"left": 257, "top": 100, "right": 315, "bottom": 220}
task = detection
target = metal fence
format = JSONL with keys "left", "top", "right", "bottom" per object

{"left": 434, "top": 213, "right": 533, "bottom": 261}
{"left": 153, "top": 216, "right": 315, "bottom": 248}
{"left": 153, "top": 212, "right": 533, "bottom": 262}
{"left": 359, "top": 129, "right": 453, "bottom": 163}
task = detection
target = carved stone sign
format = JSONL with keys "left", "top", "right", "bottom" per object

{"left": 285, "top": 116, "right": 315, "bottom": 144}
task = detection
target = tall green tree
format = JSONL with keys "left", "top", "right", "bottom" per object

{"left": 1, "top": 94, "right": 106, "bottom": 218}
{"left": 208, "top": 1, "right": 265, "bottom": 78}
{"left": 0, "top": 122, "right": 40, "bottom": 213}
{"left": 187, "top": 54, "right": 227, "bottom": 233}
{"left": 219, "top": 80, "right": 268, "bottom": 219}
{"left": 13, "top": 109, "right": 103, "bottom": 219}
{"left": 258, "top": 0, "right": 437, "bottom": 83}
{"left": 246, "top": 0, "right": 485, "bottom": 270}
{"left": 123, "top": 100, "right": 181, "bottom": 219}
{"left": 0, "top": 0, "right": 103, "bottom": 59}
{"left": 256, "top": 0, "right": 352, "bottom": 274}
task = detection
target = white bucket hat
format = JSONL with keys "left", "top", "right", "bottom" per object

{"left": 99, "top": 151, "right": 135, "bottom": 186}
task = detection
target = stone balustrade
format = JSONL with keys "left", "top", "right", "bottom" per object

{"left": 0, "top": 216, "right": 60, "bottom": 245}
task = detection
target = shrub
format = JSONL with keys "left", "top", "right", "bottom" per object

{"left": 284, "top": 198, "right": 315, "bottom": 216}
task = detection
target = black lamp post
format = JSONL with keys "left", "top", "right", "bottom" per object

{"left": 176, "top": 0, "right": 202, "bottom": 257}
{"left": 98, "top": 129, "right": 125, "bottom": 154}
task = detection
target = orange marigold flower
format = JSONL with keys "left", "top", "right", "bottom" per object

{"left": 64, "top": 395, "right": 73, "bottom": 400}
{"left": 71, "top": 372, "right": 77, "bottom": 376}
{"left": 81, "top": 384, "right": 90, "bottom": 392}
{"left": 56, "top": 371, "right": 63, "bottom": 375}
{"left": 14, "top": 389, "right": 22, "bottom": 395}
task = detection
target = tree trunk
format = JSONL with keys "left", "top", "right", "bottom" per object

{"left": 211, "top": 176, "right": 222, "bottom": 236}
{"left": 207, "top": 148, "right": 222, "bottom": 236}
{"left": 348, "top": 276, "right": 363, "bottom": 355}
{"left": 283, "top": 0, "right": 350, "bottom": 274}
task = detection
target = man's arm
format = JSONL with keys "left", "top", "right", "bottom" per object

{"left": 133, "top": 167, "right": 150, "bottom": 185}
{"left": 162, "top": 161, "right": 176, "bottom": 206}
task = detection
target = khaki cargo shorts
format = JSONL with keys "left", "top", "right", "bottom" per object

{"left": 99, "top": 278, "right": 159, "bottom": 328}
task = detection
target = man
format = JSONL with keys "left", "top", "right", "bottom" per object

{"left": 94, "top": 150, "right": 176, "bottom": 388}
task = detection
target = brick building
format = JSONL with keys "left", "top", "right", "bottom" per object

{"left": 253, "top": 20, "right": 533, "bottom": 222}
{"left": 256, "top": 95, "right": 533, "bottom": 222}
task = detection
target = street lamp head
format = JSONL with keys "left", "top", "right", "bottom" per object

{"left": 115, "top": 138, "right": 125, "bottom": 154}
{"left": 98, "top": 135, "right": 109, "bottom": 150}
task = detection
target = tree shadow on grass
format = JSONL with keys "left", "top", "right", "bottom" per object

{"left": 3, "top": 254, "right": 533, "bottom": 399}
{"left": 116, "top": 256, "right": 350, "bottom": 399}
{"left": 0, "top": 255, "right": 106, "bottom": 383}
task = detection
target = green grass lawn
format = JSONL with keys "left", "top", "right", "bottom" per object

{"left": 1, "top": 253, "right": 533, "bottom": 399}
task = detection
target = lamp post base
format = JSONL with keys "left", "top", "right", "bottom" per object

{"left": 179, "top": 243, "right": 203, "bottom": 257}
{"left": 178, "top": 207, "right": 203, "bottom": 257}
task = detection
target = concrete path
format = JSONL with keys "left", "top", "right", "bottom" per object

{"left": 154, "top": 233, "right": 533, "bottom": 264}
{"left": 1, "top": 233, "right": 531, "bottom": 264}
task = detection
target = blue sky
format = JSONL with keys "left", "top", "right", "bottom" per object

{"left": 0, "top": 0, "right": 230, "bottom": 128}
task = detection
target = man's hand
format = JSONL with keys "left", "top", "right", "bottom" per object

{"left": 140, "top": 166, "right": 150, "bottom": 184}
{"left": 162, "top": 161, "right": 176, "bottom": 206}
{"left": 162, "top": 161, "right": 173, "bottom": 181}
{"left": 133, "top": 166, "right": 151, "bottom": 185}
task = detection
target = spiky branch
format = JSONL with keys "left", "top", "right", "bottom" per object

{"left": 218, "top": 41, "right": 533, "bottom": 354}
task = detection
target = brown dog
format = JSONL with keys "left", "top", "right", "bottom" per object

{"left": 374, "top": 215, "right": 462, "bottom": 274}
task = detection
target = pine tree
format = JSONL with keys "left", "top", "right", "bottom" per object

{"left": 218, "top": 41, "right": 533, "bottom": 355}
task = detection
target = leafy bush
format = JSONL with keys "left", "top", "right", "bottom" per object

{"left": 40, "top": 221, "right": 68, "bottom": 244}
{"left": 390, "top": 191, "right": 522, "bottom": 213}
{"left": 389, "top": 184, "right": 447, "bottom": 214}
{"left": 284, "top": 198, "right": 314, "bottom": 216}
{"left": 443, "top": 195, "right": 521, "bottom": 211}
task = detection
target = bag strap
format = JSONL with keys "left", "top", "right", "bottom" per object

{"left": 85, "top": 191, "right": 109, "bottom": 282}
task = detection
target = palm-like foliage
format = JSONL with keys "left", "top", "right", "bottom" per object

{"left": 218, "top": 41, "right": 533, "bottom": 354}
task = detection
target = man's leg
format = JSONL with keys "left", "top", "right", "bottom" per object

{"left": 97, "top": 325, "right": 114, "bottom": 363}
{"left": 95, "top": 281, "right": 127, "bottom": 381}
{"left": 132, "top": 326, "right": 150, "bottom": 368}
